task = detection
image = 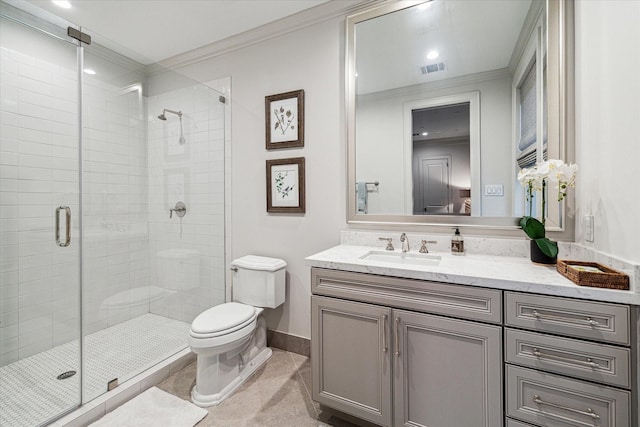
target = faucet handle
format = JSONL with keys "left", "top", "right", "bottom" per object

{"left": 419, "top": 240, "right": 438, "bottom": 253}
{"left": 169, "top": 201, "right": 187, "bottom": 219}
{"left": 378, "top": 237, "right": 394, "bottom": 251}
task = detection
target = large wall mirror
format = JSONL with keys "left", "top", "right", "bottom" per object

{"left": 346, "top": 0, "right": 574, "bottom": 234}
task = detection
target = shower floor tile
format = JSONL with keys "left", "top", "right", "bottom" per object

{"left": 0, "top": 313, "right": 189, "bottom": 427}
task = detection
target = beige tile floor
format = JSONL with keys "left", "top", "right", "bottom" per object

{"left": 157, "top": 349, "right": 361, "bottom": 427}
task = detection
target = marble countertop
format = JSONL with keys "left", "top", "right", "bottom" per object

{"left": 305, "top": 245, "right": 640, "bottom": 305}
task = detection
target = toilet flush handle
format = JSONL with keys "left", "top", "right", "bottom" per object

{"left": 230, "top": 267, "right": 238, "bottom": 272}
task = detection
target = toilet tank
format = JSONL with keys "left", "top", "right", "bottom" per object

{"left": 231, "top": 255, "right": 286, "bottom": 308}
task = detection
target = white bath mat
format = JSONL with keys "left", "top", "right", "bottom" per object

{"left": 90, "top": 386, "right": 207, "bottom": 427}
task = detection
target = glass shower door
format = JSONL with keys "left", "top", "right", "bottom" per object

{"left": 0, "top": 5, "right": 82, "bottom": 426}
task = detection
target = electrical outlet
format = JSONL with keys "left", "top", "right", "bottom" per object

{"left": 585, "top": 215, "right": 594, "bottom": 242}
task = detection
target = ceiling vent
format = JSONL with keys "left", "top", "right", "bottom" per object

{"left": 421, "top": 62, "right": 446, "bottom": 75}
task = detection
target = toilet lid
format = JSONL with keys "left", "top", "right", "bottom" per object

{"left": 191, "top": 302, "right": 256, "bottom": 334}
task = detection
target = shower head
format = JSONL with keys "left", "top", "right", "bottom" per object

{"left": 158, "top": 108, "right": 182, "bottom": 120}
{"left": 158, "top": 108, "right": 186, "bottom": 145}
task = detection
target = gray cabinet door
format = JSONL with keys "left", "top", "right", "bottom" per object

{"left": 312, "top": 296, "right": 392, "bottom": 427}
{"left": 393, "top": 309, "right": 503, "bottom": 427}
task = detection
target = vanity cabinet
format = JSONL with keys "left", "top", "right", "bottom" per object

{"left": 311, "top": 296, "right": 392, "bottom": 426}
{"left": 392, "top": 309, "right": 502, "bottom": 427}
{"left": 504, "top": 292, "right": 634, "bottom": 427}
{"left": 311, "top": 268, "right": 503, "bottom": 427}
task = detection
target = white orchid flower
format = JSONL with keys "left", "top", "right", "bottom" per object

{"left": 541, "top": 160, "right": 577, "bottom": 200}
{"left": 520, "top": 159, "right": 577, "bottom": 206}
{"left": 517, "top": 167, "right": 532, "bottom": 183}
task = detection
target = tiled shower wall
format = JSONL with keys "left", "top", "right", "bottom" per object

{"left": 81, "top": 52, "right": 150, "bottom": 336}
{"left": 0, "top": 26, "right": 150, "bottom": 364}
{"left": 146, "top": 84, "right": 226, "bottom": 323}
{"left": 1, "top": 17, "right": 226, "bottom": 366}
{"left": 0, "top": 24, "right": 81, "bottom": 366}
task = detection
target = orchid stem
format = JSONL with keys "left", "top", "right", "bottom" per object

{"left": 541, "top": 179, "right": 546, "bottom": 227}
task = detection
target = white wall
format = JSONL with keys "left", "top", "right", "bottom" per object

{"left": 176, "top": 17, "right": 346, "bottom": 339}
{"left": 356, "top": 75, "right": 513, "bottom": 216}
{"left": 170, "top": 0, "right": 640, "bottom": 340}
{"left": 574, "top": 0, "right": 640, "bottom": 264}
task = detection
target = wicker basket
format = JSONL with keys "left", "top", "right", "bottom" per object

{"left": 557, "top": 260, "right": 630, "bottom": 290}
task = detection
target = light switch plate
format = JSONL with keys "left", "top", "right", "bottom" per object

{"left": 484, "top": 184, "right": 504, "bottom": 196}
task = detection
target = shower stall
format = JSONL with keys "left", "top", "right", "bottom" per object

{"left": 0, "top": 2, "right": 226, "bottom": 426}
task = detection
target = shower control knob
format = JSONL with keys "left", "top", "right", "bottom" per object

{"left": 169, "top": 201, "right": 187, "bottom": 219}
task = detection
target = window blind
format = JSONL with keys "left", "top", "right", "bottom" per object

{"left": 518, "top": 63, "right": 536, "bottom": 152}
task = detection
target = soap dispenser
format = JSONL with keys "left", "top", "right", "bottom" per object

{"left": 451, "top": 228, "right": 464, "bottom": 255}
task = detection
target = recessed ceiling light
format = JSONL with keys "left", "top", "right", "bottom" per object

{"left": 52, "top": 0, "right": 72, "bottom": 8}
{"left": 427, "top": 50, "right": 439, "bottom": 60}
{"left": 83, "top": 68, "right": 96, "bottom": 75}
{"left": 422, "top": 132, "right": 429, "bottom": 136}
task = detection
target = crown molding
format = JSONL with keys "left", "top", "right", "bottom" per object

{"left": 157, "top": 0, "right": 379, "bottom": 70}
{"left": 357, "top": 67, "right": 512, "bottom": 104}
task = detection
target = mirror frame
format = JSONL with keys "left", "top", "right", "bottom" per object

{"left": 346, "top": 0, "right": 575, "bottom": 238}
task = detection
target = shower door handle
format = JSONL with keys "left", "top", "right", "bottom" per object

{"left": 55, "top": 206, "right": 71, "bottom": 247}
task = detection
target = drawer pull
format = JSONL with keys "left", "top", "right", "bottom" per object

{"left": 395, "top": 316, "right": 400, "bottom": 357}
{"left": 531, "top": 310, "right": 600, "bottom": 327}
{"left": 533, "top": 395, "right": 601, "bottom": 420}
{"left": 531, "top": 348, "right": 600, "bottom": 369}
{"left": 382, "top": 314, "right": 388, "bottom": 353}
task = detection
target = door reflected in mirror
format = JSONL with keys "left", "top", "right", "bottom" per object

{"left": 412, "top": 102, "right": 470, "bottom": 216}
{"left": 349, "top": 0, "right": 562, "bottom": 225}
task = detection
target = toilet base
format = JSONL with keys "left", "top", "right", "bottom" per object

{"left": 190, "top": 346, "right": 272, "bottom": 407}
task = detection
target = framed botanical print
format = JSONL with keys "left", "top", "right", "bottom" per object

{"left": 265, "top": 90, "right": 304, "bottom": 149}
{"left": 266, "top": 157, "right": 305, "bottom": 213}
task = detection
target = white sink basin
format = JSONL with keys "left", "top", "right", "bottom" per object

{"left": 359, "top": 250, "right": 442, "bottom": 267}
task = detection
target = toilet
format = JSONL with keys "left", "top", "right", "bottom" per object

{"left": 188, "top": 255, "right": 286, "bottom": 407}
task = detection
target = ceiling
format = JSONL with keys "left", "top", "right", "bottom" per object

{"left": 412, "top": 103, "right": 470, "bottom": 142}
{"left": 355, "top": 0, "right": 533, "bottom": 94}
{"left": 18, "top": 0, "right": 332, "bottom": 64}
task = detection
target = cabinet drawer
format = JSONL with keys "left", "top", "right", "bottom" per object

{"left": 312, "top": 268, "right": 502, "bottom": 323}
{"left": 505, "top": 292, "right": 630, "bottom": 345}
{"left": 506, "top": 419, "right": 536, "bottom": 427}
{"left": 505, "top": 328, "right": 631, "bottom": 388}
{"left": 506, "top": 365, "right": 631, "bottom": 427}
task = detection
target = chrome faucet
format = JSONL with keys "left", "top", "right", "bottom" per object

{"left": 400, "top": 233, "right": 410, "bottom": 252}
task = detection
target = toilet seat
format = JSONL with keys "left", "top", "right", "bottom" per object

{"left": 189, "top": 302, "right": 257, "bottom": 339}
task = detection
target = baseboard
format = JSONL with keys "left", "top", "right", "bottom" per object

{"left": 266, "top": 329, "right": 310, "bottom": 357}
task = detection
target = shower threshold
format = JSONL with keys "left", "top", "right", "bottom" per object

{"left": 0, "top": 313, "right": 190, "bottom": 427}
